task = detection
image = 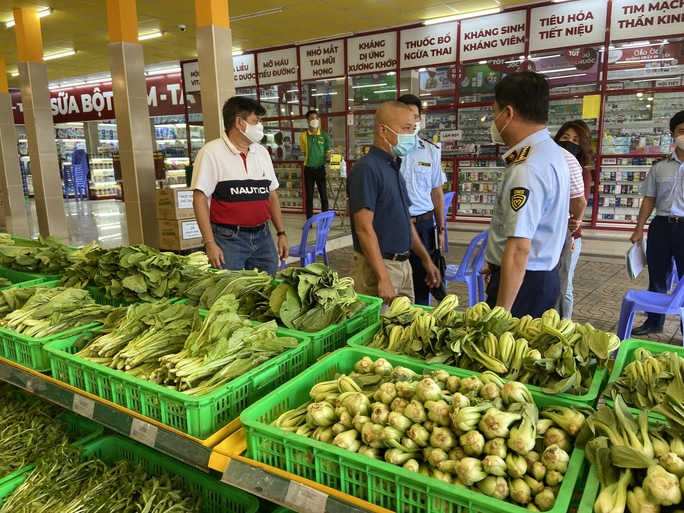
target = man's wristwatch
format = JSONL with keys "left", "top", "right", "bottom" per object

{"left": 277, "top": 231, "right": 287, "bottom": 237}
{"left": 437, "top": 227, "right": 447, "bottom": 232}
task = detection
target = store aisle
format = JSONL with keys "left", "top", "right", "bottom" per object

{"left": 5, "top": 198, "right": 350, "bottom": 252}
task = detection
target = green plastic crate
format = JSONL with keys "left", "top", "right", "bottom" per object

{"left": 577, "top": 465, "right": 599, "bottom": 513}
{"left": 271, "top": 508, "right": 295, "bottom": 513}
{"left": 85, "top": 285, "right": 148, "bottom": 307}
{"left": 348, "top": 322, "right": 608, "bottom": 407}
{"left": 0, "top": 435, "right": 259, "bottom": 513}
{"left": 45, "top": 324, "right": 310, "bottom": 439}
{"left": 603, "top": 338, "right": 680, "bottom": 423}
{"left": 0, "top": 398, "right": 104, "bottom": 486}
{"left": 0, "top": 267, "right": 57, "bottom": 287}
{"left": 297, "top": 294, "right": 382, "bottom": 365}
{"left": 240, "top": 346, "right": 587, "bottom": 513}
{"left": 0, "top": 281, "right": 107, "bottom": 372}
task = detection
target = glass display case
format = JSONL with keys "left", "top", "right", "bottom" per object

{"left": 456, "top": 106, "right": 499, "bottom": 157}
{"left": 273, "top": 162, "right": 303, "bottom": 212}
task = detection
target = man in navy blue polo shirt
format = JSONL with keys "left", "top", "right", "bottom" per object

{"left": 347, "top": 101, "right": 441, "bottom": 305}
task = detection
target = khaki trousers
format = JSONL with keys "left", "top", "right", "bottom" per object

{"left": 350, "top": 251, "right": 415, "bottom": 304}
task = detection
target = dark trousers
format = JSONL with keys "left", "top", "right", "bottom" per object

{"left": 644, "top": 216, "right": 684, "bottom": 329}
{"left": 486, "top": 268, "right": 559, "bottom": 318}
{"left": 409, "top": 217, "right": 436, "bottom": 306}
{"left": 304, "top": 166, "right": 328, "bottom": 219}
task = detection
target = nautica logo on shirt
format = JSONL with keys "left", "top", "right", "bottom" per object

{"left": 230, "top": 186, "right": 269, "bottom": 195}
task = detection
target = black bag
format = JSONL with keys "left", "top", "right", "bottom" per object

{"left": 429, "top": 228, "right": 447, "bottom": 301}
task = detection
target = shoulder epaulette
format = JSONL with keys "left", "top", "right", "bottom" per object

{"left": 653, "top": 154, "right": 670, "bottom": 164}
{"left": 420, "top": 137, "right": 440, "bottom": 149}
{"left": 515, "top": 146, "right": 531, "bottom": 163}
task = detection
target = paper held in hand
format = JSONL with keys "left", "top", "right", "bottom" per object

{"left": 626, "top": 240, "right": 647, "bottom": 280}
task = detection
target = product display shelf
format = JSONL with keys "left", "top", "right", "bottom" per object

{"left": 456, "top": 159, "right": 505, "bottom": 220}
{"left": 275, "top": 162, "right": 303, "bottom": 211}
{"left": 0, "top": 356, "right": 387, "bottom": 513}
{"left": 0, "top": 357, "right": 221, "bottom": 470}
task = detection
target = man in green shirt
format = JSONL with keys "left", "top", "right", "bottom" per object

{"left": 300, "top": 110, "right": 332, "bottom": 219}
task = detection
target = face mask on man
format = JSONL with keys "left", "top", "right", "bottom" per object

{"left": 382, "top": 125, "right": 416, "bottom": 157}
{"left": 309, "top": 119, "right": 320, "bottom": 129}
{"left": 239, "top": 118, "right": 265, "bottom": 144}
{"left": 557, "top": 140, "right": 582, "bottom": 160}
{"left": 676, "top": 135, "right": 684, "bottom": 151}
{"left": 413, "top": 122, "right": 421, "bottom": 135}
{"left": 490, "top": 109, "right": 510, "bottom": 145}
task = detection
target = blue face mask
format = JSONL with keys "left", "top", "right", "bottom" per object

{"left": 382, "top": 125, "right": 416, "bottom": 156}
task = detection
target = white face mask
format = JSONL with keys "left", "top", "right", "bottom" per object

{"left": 414, "top": 122, "right": 421, "bottom": 135}
{"left": 490, "top": 109, "right": 509, "bottom": 145}
{"left": 676, "top": 135, "right": 684, "bottom": 151}
{"left": 239, "top": 118, "right": 264, "bottom": 144}
{"left": 309, "top": 119, "right": 320, "bottom": 129}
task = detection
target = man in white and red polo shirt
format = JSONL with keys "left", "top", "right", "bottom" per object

{"left": 192, "top": 96, "right": 289, "bottom": 274}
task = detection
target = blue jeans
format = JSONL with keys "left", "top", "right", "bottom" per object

{"left": 563, "top": 237, "right": 582, "bottom": 318}
{"left": 211, "top": 222, "right": 279, "bottom": 275}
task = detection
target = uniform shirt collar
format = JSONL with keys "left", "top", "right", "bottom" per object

{"left": 222, "top": 131, "right": 256, "bottom": 155}
{"left": 501, "top": 128, "right": 550, "bottom": 165}
{"left": 670, "top": 151, "right": 683, "bottom": 164}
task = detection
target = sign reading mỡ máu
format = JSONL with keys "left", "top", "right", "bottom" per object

{"left": 257, "top": 48, "right": 298, "bottom": 86}
{"left": 299, "top": 40, "right": 345, "bottom": 81}
{"left": 347, "top": 33, "right": 398, "bottom": 75}
{"left": 529, "top": 0, "right": 607, "bottom": 51}
{"left": 610, "top": 0, "right": 684, "bottom": 41}
{"left": 459, "top": 12, "right": 526, "bottom": 62}
{"left": 400, "top": 24, "right": 457, "bottom": 68}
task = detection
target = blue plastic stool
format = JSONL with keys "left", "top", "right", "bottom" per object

{"left": 443, "top": 229, "right": 489, "bottom": 307}
{"left": 282, "top": 211, "right": 337, "bottom": 269}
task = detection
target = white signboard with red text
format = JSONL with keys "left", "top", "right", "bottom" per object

{"left": 610, "top": 0, "right": 684, "bottom": 42}
{"left": 529, "top": 0, "right": 607, "bottom": 51}
{"left": 299, "top": 40, "right": 345, "bottom": 81}
{"left": 257, "top": 48, "right": 298, "bottom": 86}
{"left": 460, "top": 11, "right": 527, "bottom": 62}
{"left": 400, "top": 24, "right": 457, "bottom": 68}
{"left": 347, "top": 33, "right": 398, "bottom": 75}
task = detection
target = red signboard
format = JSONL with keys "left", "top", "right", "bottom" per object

{"left": 11, "top": 73, "right": 185, "bottom": 125}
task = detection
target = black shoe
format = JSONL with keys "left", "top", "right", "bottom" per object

{"left": 631, "top": 323, "right": 664, "bottom": 336}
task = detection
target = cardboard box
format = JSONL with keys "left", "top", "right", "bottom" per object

{"left": 158, "top": 218, "right": 203, "bottom": 251}
{"left": 155, "top": 188, "right": 195, "bottom": 220}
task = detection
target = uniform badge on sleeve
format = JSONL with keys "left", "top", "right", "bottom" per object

{"left": 510, "top": 187, "right": 530, "bottom": 211}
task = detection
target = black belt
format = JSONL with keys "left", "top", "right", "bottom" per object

{"left": 305, "top": 165, "right": 325, "bottom": 170}
{"left": 488, "top": 263, "right": 501, "bottom": 272}
{"left": 216, "top": 222, "right": 267, "bottom": 233}
{"left": 658, "top": 216, "right": 684, "bottom": 224}
{"left": 411, "top": 210, "right": 434, "bottom": 223}
{"left": 382, "top": 251, "right": 411, "bottom": 262}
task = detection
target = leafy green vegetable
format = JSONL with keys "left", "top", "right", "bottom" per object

{"left": 0, "top": 234, "right": 100, "bottom": 275}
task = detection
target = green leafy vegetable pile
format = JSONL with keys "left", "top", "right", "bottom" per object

{"left": 0, "top": 286, "right": 117, "bottom": 338}
{"left": 76, "top": 295, "right": 299, "bottom": 396}
{"left": 178, "top": 263, "right": 367, "bottom": 333}
{"left": 0, "top": 443, "right": 202, "bottom": 513}
{"left": 0, "top": 385, "right": 84, "bottom": 480}
{"left": 0, "top": 233, "right": 100, "bottom": 275}
{"left": 60, "top": 244, "right": 209, "bottom": 301}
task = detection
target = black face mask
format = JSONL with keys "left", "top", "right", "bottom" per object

{"left": 557, "top": 140, "right": 581, "bottom": 160}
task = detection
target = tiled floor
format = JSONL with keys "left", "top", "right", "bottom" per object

{"left": 6, "top": 197, "right": 682, "bottom": 346}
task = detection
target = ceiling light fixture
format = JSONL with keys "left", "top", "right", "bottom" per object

{"left": 5, "top": 8, "right": 53, "bottom": 28}
{"left": 139, "top": 31, "right": 163, "bottom": 41}
{"left": 231, "top": 7, "right": 284, "bottom": 22}
{"left": 232, "top": 50, "right": 244, "bottom": 56}
{"left": 146, "top": 67, "right": 181, "bottom": 76}
{"left": 423, "top": 7, "right": 501, "bottom": 25}
{"left": 10, "top": 72, "right": 18, "bottom": 77}
{"left": 44, "top": 50, "right": 77, "bottom": 61}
